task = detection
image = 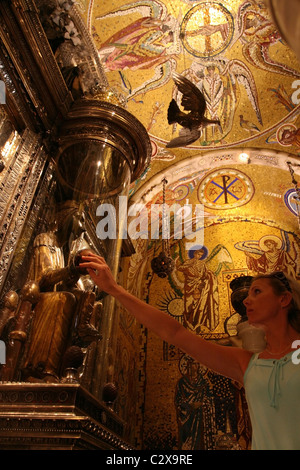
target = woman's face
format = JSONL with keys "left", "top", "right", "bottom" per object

{"left": 243, "top": 278, "right": 283, "bottom": 325}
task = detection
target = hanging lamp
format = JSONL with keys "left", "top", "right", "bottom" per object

{"left": 151, "top": 178, "right": 175, "bottom": 278}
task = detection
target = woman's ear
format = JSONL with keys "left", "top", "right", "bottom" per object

{"left": 281, "top": 291, "right": 293, "bottom": 308}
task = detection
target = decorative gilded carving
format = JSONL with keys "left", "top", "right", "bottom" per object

{"left": 0, "top": 383, "right": 132, "bottom": 449}
{"left": 0, "top": 130, "right": 47, "bottom": 294}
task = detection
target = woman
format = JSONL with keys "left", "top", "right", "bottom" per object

{"left": 80, "top": 253, "right": 300, "bottom": 450}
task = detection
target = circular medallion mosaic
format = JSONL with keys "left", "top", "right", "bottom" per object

{"left": 198, "top": 168, "right": 254, "bottom": 209}
{"left": 180, "top": 2, "right": 234, "bottom": 58}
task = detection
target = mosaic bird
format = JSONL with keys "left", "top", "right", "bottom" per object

{"left": 166, "top": 73, "right": 221, "bottom": 148}
{"left": 239, "top": 115, "right": 260, "bottom": 135}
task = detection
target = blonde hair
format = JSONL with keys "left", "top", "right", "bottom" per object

{"left": 252, "top": 272, "right": 300, "bottom": 333}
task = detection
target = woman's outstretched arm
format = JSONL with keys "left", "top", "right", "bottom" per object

{"left": 80, "top": 253, "right": 252, "bottom": 384}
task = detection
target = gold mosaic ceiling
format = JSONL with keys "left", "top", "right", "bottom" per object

{"left": 77, "top": 0, "right": 300, "bottom": 187}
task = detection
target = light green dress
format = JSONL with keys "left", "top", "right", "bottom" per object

{"left": 244, "top": 351, "right": 300, "bottom": 450}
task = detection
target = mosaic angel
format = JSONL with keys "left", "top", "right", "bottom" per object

{"left": 238, "top": 0, "right": 300, "bottom": 78}
{"left": 235, "top": 233, "right": 298, "bottom": 277}
{"left": 172, "top": 243, "right": 234, "bottom": 334}
{"left": 96, "top": 0, "right": 181, "bottom": 99}
{"left": 169, "top": 59, "right": 262, "bottom": 145}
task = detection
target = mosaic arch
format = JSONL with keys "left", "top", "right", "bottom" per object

{"left": 129, "top": 147, "right": 300, "bottom": 204}
{"left": 124, "top": 148, "right": 300, "bottom": 340}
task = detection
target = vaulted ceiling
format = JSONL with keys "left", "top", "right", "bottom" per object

{"left": 76, "top": 0, "right": 300, "bottom": 199}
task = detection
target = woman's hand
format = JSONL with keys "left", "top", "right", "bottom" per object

{"left": 79, "top": 253, "right": 119, "bottom": 295}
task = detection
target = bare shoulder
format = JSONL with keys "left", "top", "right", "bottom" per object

{"left": 239, "top": 349, "right": 254, "bottom": 374}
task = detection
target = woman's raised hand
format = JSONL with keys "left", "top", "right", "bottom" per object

{"left": 79, "top": 253, "right": 119, "bottom": 295}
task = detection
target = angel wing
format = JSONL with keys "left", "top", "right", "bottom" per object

{"left": 95, "top": 0, "right": 167, "bottom": 22}
{"left": 206, "top": 244, "right": 234, "bottom": 276}
{"left": 223, "top": 59, "right": 262, "bottom": 125}
{"left": 234, "top": 240, "right": 263, "bottom": 256}
{"left": 172, "top": 72, "right": 207, "bottom": 115}
{"left": 243, "top": 41, "right": 300, "bottom": 79}
{"left": 280, "top": 230, "right": 298, "bottom": 267}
